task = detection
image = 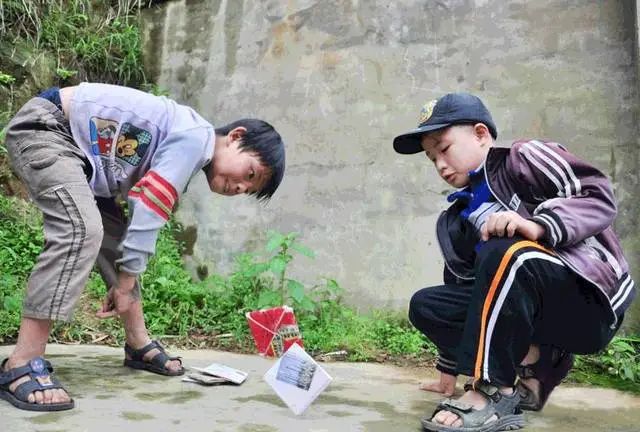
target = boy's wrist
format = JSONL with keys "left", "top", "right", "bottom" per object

{"left": 117, "top": 272, "right": 137, "bottom": 291}
{"left": 532, "top": 222, "right": 545, "bottom": 239}
{"left": 528, "top": 219, "right": 547, "bottom": 241}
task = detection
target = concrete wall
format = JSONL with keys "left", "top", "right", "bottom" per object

{"left": 142, "top": 0, "right": 640, "bottom": 329}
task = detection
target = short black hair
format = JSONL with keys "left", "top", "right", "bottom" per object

{"left": 215, "top": 119, "right": 286, "bottom": 201}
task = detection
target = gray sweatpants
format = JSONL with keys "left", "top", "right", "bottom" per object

{"left": 5, "top": 97, "right": 139, "bottom": 322}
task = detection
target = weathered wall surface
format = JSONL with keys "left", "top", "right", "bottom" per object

{"left": 142, "top": 0, "right": 639, "bottom": 330}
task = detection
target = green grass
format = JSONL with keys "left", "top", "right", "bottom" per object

{"left": 0, "top": 195, "right": 43, "bottom": 339}
{"left": 1, "top": 190, "right": 639, "bottom": 399}
{"left": 0, "top": 193, "right": 436, "bottom": 361}
{"left": 570, "top": 335, "right": 640, "bottom": 394}
{"left": 1, "top": 0, "right": 145, "bottom": 86}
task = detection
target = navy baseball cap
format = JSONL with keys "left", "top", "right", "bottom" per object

{"left": 393, "top": 92, "right": 498, "bottom": 155}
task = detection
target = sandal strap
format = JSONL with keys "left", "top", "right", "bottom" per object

{"left": 147, "top": 350, "right": 171, "bottom": 369}
{"left": 13, "top": 374, "right": 63, "bottom": 402}
{"left": 125, "top": 340, "right": 162, "bottom": 361}
{"left": 125, "top": 341, "right": 182, "bottom": 367}
{"left": 516, "top": 364, "right": 536, "bottom": 379}
{"left": 516, "top": 346, "right": 574, "bottom": 411}
{"left": 431, "top": 397, "right": 496, "bottom": 427}
{"left": 461, "top": 380, "right": 522, "bottom": 417}
{"left": 517, "top": 345, "right": 573, "bottom": 380}
{"left": 432, "top": 398, "right": 473, "bottom": 417}
{"left": 516, "top": 379, "right": 540, "bottom": 406}
{"left": 0, "top": 357, "right": 53, "bottom": 386}
{"left": 0, "top": 356, "right": 66, "bottom": 403}
{"left": 462, "top": 380, "right": 502, "bottom": 402}
{"left": 462, "top": 378, "right": 475, "bottom": 393}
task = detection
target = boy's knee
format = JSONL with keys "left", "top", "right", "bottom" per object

{"left": 476, "top": 236, "right": 525, "bottom": 274}
{"left": 67, "top": 197, "right": 104, "bottom": 258}
{"left": 409, "top": 289, "right": 428, "bottom": 316}
{"left": 408, "top": 296, "right": 420, "bottom": 327}
{"left": 409, "top": 288, "right": 438, "bottom": 329}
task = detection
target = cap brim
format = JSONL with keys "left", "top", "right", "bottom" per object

{"left": 392, "top": 123, "right": 451, "bottom": 154}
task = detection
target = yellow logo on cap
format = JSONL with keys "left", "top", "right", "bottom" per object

{"left": 419, "top": 99, "right": 438, "bottom": 125}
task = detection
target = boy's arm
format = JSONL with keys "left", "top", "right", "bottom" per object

{"left": 508, "top": 140, "right": 617, "bottom": 247}
{"left": 115, "top": 127, "right": 213, "bottom": 275}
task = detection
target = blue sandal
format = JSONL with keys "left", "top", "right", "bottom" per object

{"left": 124, "top": 340, "right": 184, "bottom": 376}
{"left": 0, "top": 357, "right": 74, "bottom": 411}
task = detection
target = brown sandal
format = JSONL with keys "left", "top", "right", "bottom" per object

{"left": 516, "top": 345, "right": 573, "bottom": 411}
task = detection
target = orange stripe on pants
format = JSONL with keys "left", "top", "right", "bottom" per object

{"left": 473, "top": 240, "right": 552, "bottom": 382}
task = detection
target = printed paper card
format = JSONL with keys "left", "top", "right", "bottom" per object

{"left": 264, "top": 343, "right": 332, "bottom": 415}
{"left": 191, "top": 363, "right": 248, "bottom": 385}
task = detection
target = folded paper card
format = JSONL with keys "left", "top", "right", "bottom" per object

{"left": 191, "top": 363, "right": 248, "bottom": 385}
{"left": 263, "top": 343, "right": 332, "bottom": 415}
{"left": 182, "top": 373, "right": 231, "bottom": 386}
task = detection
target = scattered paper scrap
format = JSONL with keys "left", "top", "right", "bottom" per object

{"left": 264, "top": 343, "right": 332, "bottom": 415}
{"left": 191, "top": 363, "right": 249, "bottom": 385}
{"left": 246, "top": 305, "right": 303, "bottom": 357}
{"left": 317, "top": 350, "right": 348, "bottom": 362}
{"left": 182, "top": 373, "right": 231, "bottom": 386}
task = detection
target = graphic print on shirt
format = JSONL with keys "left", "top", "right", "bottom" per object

{"left": 115, "top": 122, "right": 152, "bottom": 166}
{"left": 89, "top": 117, "right": 119, "bottom": 156}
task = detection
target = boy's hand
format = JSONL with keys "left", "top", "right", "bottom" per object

{"left": 96, "top": 272, "right": 138, "bottom": 319}
{"left": 481, "top": 210, "right": 545, "bottom": 242}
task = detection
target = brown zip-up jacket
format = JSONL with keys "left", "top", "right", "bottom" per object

{"left": 437, "top": 140, "right": 636, "bottom": 328}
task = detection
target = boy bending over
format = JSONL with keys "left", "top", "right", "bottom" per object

{"left": 0, "top": 83, "right": 285, "bottom": 411}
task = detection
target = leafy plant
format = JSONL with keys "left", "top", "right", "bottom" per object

{"left": 573, "top": 336, "right": 640, "bottom": 385}
{"left": 1, "top": 0, "right": 147, "bottom": 86}
{"left": 0, "top": 195, "right": 44, "bottom": 341}
{"left": 0, "top": 129, "right": 7, "bottom": 154}
{"left": 0, "top": 0, "right": 164, "bottom": 195}
{"left": 55, "top": 67, "right": 78, "bottom": 80}
{"left": 0, "top": 72, "right": 16, "bottom": 86}
{"left": 141, "top": 83, "right": 170, "bottom": 97}
{"left": 256, "top": 231, "right": 314, "bottom": 309}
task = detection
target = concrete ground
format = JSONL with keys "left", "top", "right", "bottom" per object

{"left": 1, "top": 344, "right": 639, "bottom": 432}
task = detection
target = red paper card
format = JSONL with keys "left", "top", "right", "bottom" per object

{"left": 246, "top": 306, "right": 303, "bottom": 357}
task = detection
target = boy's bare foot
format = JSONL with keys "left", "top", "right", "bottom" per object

{"left": 419, "top": 372, "right": 456, "bottom": 397}
{"left": 2, "top": 358, "right": 71, "bottom": 405}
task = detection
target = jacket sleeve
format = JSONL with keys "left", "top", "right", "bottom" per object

{"left": 116, "top": 127, "right": 213, "bottom": 274}
{"left": 507, "top": 140, "right": 616, "bottom": 248}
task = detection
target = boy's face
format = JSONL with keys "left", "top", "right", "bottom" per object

{"left": 208, "top": 127, "right": 271, "bottom": 196}
{"left": 420, "top": 124, "right": 492, "bottom": 188}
